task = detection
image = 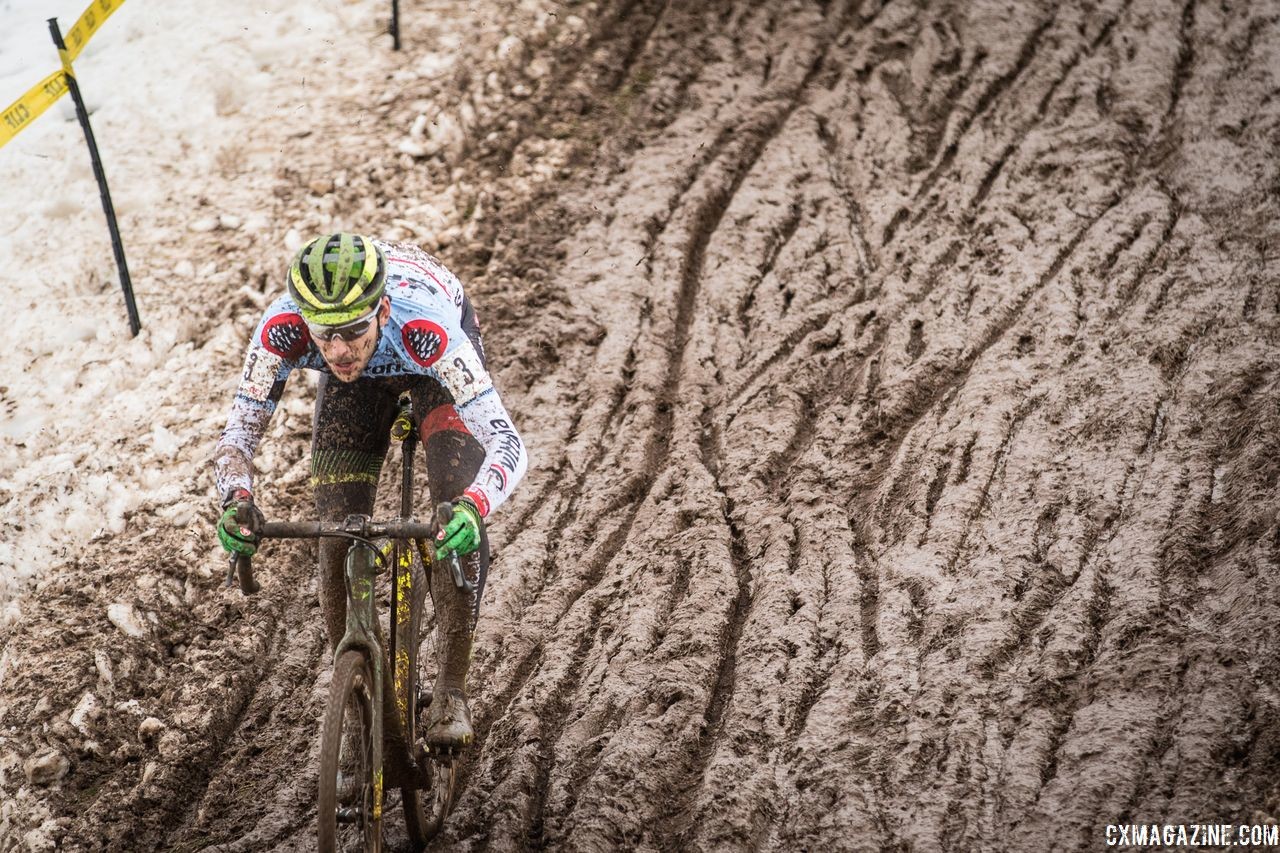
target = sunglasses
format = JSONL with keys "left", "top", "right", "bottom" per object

{"left": 306, "top": 312, "right": 378, "bottom": 343}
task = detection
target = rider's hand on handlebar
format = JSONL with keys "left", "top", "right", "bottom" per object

{"left": 435, "top": 498, "right": 482, "bottom": 560}
{"left": 217, "top": 489, "right": 266, "bottom": 556}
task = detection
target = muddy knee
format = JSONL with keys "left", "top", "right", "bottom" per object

{"left": 421, "top": 418, "right": 486, "bottom": 501}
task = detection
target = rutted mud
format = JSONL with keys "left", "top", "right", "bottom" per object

{"left": 3, "top": 0, "right": 1280, "bottom": 850}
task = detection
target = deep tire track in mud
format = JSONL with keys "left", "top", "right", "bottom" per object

{"left": 4, "top": 0, "right": 1280, "bottom": 850}
{"left": 458, "top": 0, "right": 1280, "bottom": 840}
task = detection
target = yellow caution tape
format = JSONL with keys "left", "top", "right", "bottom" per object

{"left": 0, "top": 0, "right": 127, "bottom": 150}
{"left": 0, "top": 70, "right": 69, "bottom": 150}
{"left": 63, "top": 0, "right": 127, "bottom": 64}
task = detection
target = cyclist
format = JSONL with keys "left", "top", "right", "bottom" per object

{"left": 212, "top": 233, "right": 528, "bottom": 755}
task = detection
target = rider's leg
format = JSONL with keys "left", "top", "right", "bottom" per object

{"left": 311, "top": 376, "right": 420, "bottom": 784}
{"left": 412, "top": 358, "right": 490, "bottom": 748}
{"left": 311, "top": 375, "right": 398, "bottom": 650}
{"left": 420, "top": 414, "right": 490, "bottom": 750}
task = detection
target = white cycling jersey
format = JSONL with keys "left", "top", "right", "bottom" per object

{"left": 214, "top": 241, "right": 528, "bottom": 518}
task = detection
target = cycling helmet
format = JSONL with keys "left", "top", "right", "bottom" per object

{"left": 287, "top": 233, "right": 386, "bottom": 325}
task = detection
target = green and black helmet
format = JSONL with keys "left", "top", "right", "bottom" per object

{"left": 287, "top": 233, "right": 386, "bottom": 325}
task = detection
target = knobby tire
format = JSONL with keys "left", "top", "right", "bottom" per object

{"left": 319, "top": 650, "right": 380, "bottom": 853}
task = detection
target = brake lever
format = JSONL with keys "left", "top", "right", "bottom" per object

{"left": 436, "top": 502, "right": 476, "bottom": 593}
{"left": 225, "top": 552, "right": 260, "bottom": 595}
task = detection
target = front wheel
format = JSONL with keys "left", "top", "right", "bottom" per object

{"left": 319, "top": 650, "right": 381, "bottom": 853}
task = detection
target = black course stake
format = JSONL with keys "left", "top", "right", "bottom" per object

{"left": 48, "top": 17, "right": 141, "bottom": 337}
{"left": 391, "top": 0, "right": 401, "bottom": 50}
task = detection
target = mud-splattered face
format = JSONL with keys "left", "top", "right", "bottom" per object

{"left": 314, "top": 297, "right": 391, "bottom": 382}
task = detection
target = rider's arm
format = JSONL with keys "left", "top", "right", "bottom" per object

{"left": 214, "top": 397, "right": 278, "bottom": 502}
{"left": 429, "top": 338, "right": 529, "bottom": 518}
{"left": 213, "top": 303, "right": 304, "bottom": 502}
{"left": 453, "top": 387, "right": 529, "bottom": 518}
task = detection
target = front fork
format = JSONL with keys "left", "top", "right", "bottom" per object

{"left": 335, "top": 531, "right": 385, "bottom": 827}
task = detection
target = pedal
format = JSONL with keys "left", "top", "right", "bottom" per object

{"left": 336, "top": 806, "right": 363, "bottom": 824}
{"left": 426, "top": 742, "right": 463, "bottom": 763}
{"left": 410, "top": 748, "right": 434, "bottom": 787}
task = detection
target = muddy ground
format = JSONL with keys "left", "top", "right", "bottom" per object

{"left": 3, "top": 0, "right": 1280, "bottom": 850}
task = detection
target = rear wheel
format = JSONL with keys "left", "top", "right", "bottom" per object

{"left": 401, "top": 544, "right": 459, "bottom": 847}
{"left": 403, "top": 750, "right": 458, "bottom": 848}
{"left": 319, "top": 650, "right": 380, "bottom": 853}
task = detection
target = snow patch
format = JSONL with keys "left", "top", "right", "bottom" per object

{"left": 69, "top": 692, "right": 99, "bottom": 734}
{"left": 106, "top": 603, "right": 146, "bottom": 638}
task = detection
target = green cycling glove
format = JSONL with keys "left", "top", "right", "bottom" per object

{"left": 435, "top": 499, "right": 482, "bottom": 560}
{"left": 217, "top": 491, "right": 264, "bottom": 556}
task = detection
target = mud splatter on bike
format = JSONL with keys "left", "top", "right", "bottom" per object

{"left": 229, "top": 396, "right": 471, "bottom": 851}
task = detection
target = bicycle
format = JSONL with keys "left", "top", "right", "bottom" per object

{"left": 227, "top": 395, "right": 475, "bottom": 851}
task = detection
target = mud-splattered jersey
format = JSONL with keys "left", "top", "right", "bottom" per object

{"left": 214, "top": 241, "right": 528, "bottom": 518}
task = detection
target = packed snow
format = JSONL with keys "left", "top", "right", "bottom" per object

{"left": 0, "top": 0, "right": 397, "bottom": 621}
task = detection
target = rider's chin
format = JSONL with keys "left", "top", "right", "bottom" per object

{"left": 331, "top": 361, "right": 360, "bottom": 381}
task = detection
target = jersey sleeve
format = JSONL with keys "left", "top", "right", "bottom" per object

{"left": 453, "top": 386, "right": 529, "bottom": 518}
{"left": 383, "top": 250, "right": 527, "bottom": 516}
{"left": 395, "top": 314, "right": 527, "bottom": 515}
{"left": 213, "top": 303, "right": 310, "bottom": 501}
